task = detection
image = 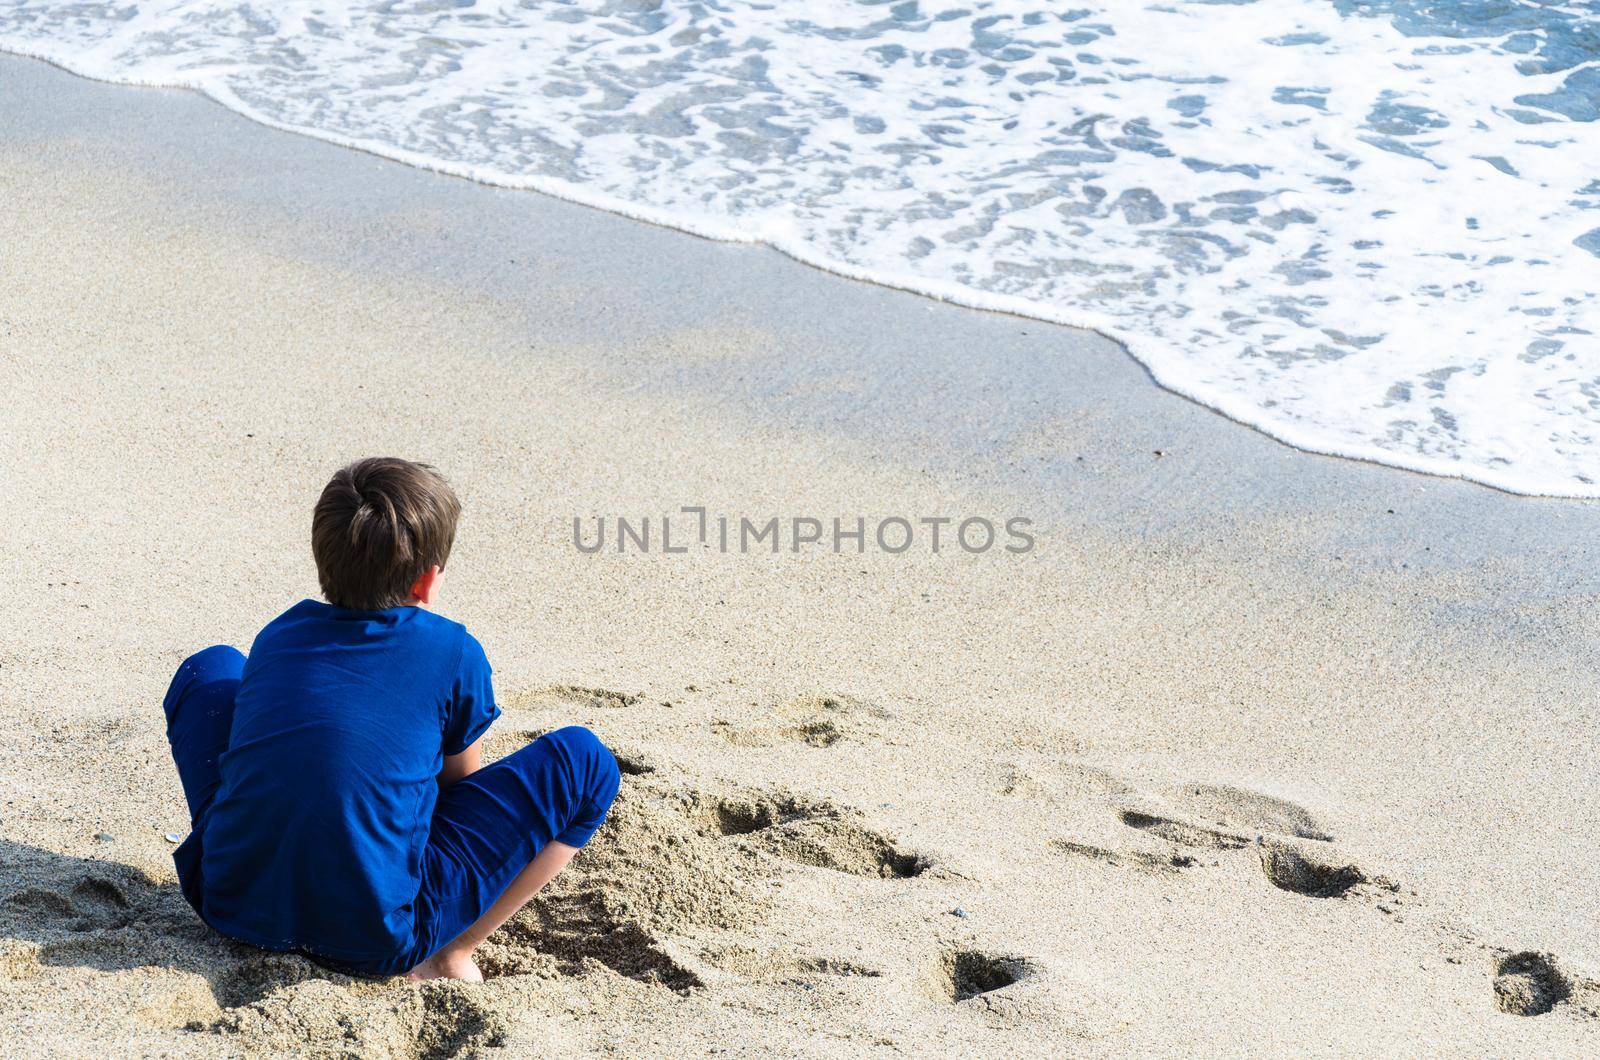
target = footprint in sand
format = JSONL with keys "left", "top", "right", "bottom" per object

{"left": 1111, "top": 797, "right": 1368, "bottom": 899}
{"left": 999, "top": 760, "right": 1137, "bottom": 801}
{"left": 1117, "top": 809, "right": 1251, "bottom": 850}
{"left": 1165, "top": 783, "right": 1335, "bottom": 842}
{"left": 935, "top": 949, "right": 1034, "bottom": 1004}
{"left": 1050, "top": 839, "right": 1198, "bottom": 874}
{"left": 696, "top": 943, "right": 883, "bottom": 983}
{"left": 4, "top": 871, "right": 148, "bottom": 935}
{"left": 495, "top": 684, "right": 644, "bottom": 723}
{"left": 1255, "top": 842, "right": 1363, "bottom": 898}
{"left": 694, "top": 791, "right": 928, "bottom": 879}
{"left": 715, "top": 693, "right": 891, "bottom": 749}
{"left": 1491, "top": 951, "right": 1573, "bottom": 1017}
{"left": 532, "top": 684, "right": 642, "bottom": 710}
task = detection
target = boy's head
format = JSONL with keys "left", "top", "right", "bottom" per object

{"left": 312, "top": 458, "right": 461, "bottom": 611}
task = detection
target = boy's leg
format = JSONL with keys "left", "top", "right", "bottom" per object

{"left": 408, "top": 725, "right": 621, "bottom": 981}
{"left": 163, "top": 645, "right": 246, "bottom": 824}
{"left": 162, "top": 645, "right": 245, "bottom": 916}
{"left": 408, "top": 841, "right": 578, "bottom": 981}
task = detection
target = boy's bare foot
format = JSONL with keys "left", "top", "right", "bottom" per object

{"left": 405, "top": 949, "right": 483, "bottom": 982}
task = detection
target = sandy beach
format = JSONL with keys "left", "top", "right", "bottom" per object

{"left": 2, "top": 53, "right": 1599, "bottom": 1056}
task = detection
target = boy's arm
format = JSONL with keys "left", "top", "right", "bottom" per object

{"left": 438, "top": 735, "right": 484, "bottom": 788}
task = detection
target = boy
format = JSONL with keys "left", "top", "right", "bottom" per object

{"left": 162, "top": 457, "right": 619, "bottom": 981}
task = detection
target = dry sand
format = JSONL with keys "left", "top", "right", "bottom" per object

{"left": 2, "top": 56, "right": 1599, "bottom": 1056}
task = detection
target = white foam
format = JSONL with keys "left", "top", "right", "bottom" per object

{"left": 2, "top": 1, "right": 1596, "bottom": 495}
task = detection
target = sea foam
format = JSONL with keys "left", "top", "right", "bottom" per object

{"left": 2, "top": 1, "right": 1595, "bottom": 494}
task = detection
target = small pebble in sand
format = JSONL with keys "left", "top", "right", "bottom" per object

{"left": 164, "top": 832, "right": 182, "bottom": 843}
{"left": 951, "top": 907, "right": 968, "bottom": 919}
{"left": 94, "top": 832, "right": 113, "bottom": 843}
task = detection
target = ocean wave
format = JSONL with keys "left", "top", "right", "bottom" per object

{"left": 3, "top": 0, "right": 1596, "bottom": 494}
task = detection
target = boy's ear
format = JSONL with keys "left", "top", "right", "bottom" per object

{"left": 409, "top": 565, "right": 443, "bottom": 607}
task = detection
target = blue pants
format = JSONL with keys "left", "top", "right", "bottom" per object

{"left": 163, "top": 645, "right": 621, "bottom": 976}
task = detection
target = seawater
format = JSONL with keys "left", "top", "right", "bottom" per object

{"left": 2, "top": 1, "right": 1596, "bottom": 494}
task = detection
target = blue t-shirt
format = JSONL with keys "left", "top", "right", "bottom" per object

{"left": 198, "top": 600, "right": 499, "bottom": 962}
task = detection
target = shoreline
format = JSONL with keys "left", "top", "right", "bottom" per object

{"left": 3, "top": 53, "right": 1599, "bottom": 1056}
{"left": 2, "top": 46, "right": 1592, "bottom": 500}
{"left": 3, "top": 55, "right": 1587, "bottom": 579}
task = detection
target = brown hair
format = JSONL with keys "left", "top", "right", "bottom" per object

{"left": 312, "top": 458, "right": 461, "bottom": 611}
